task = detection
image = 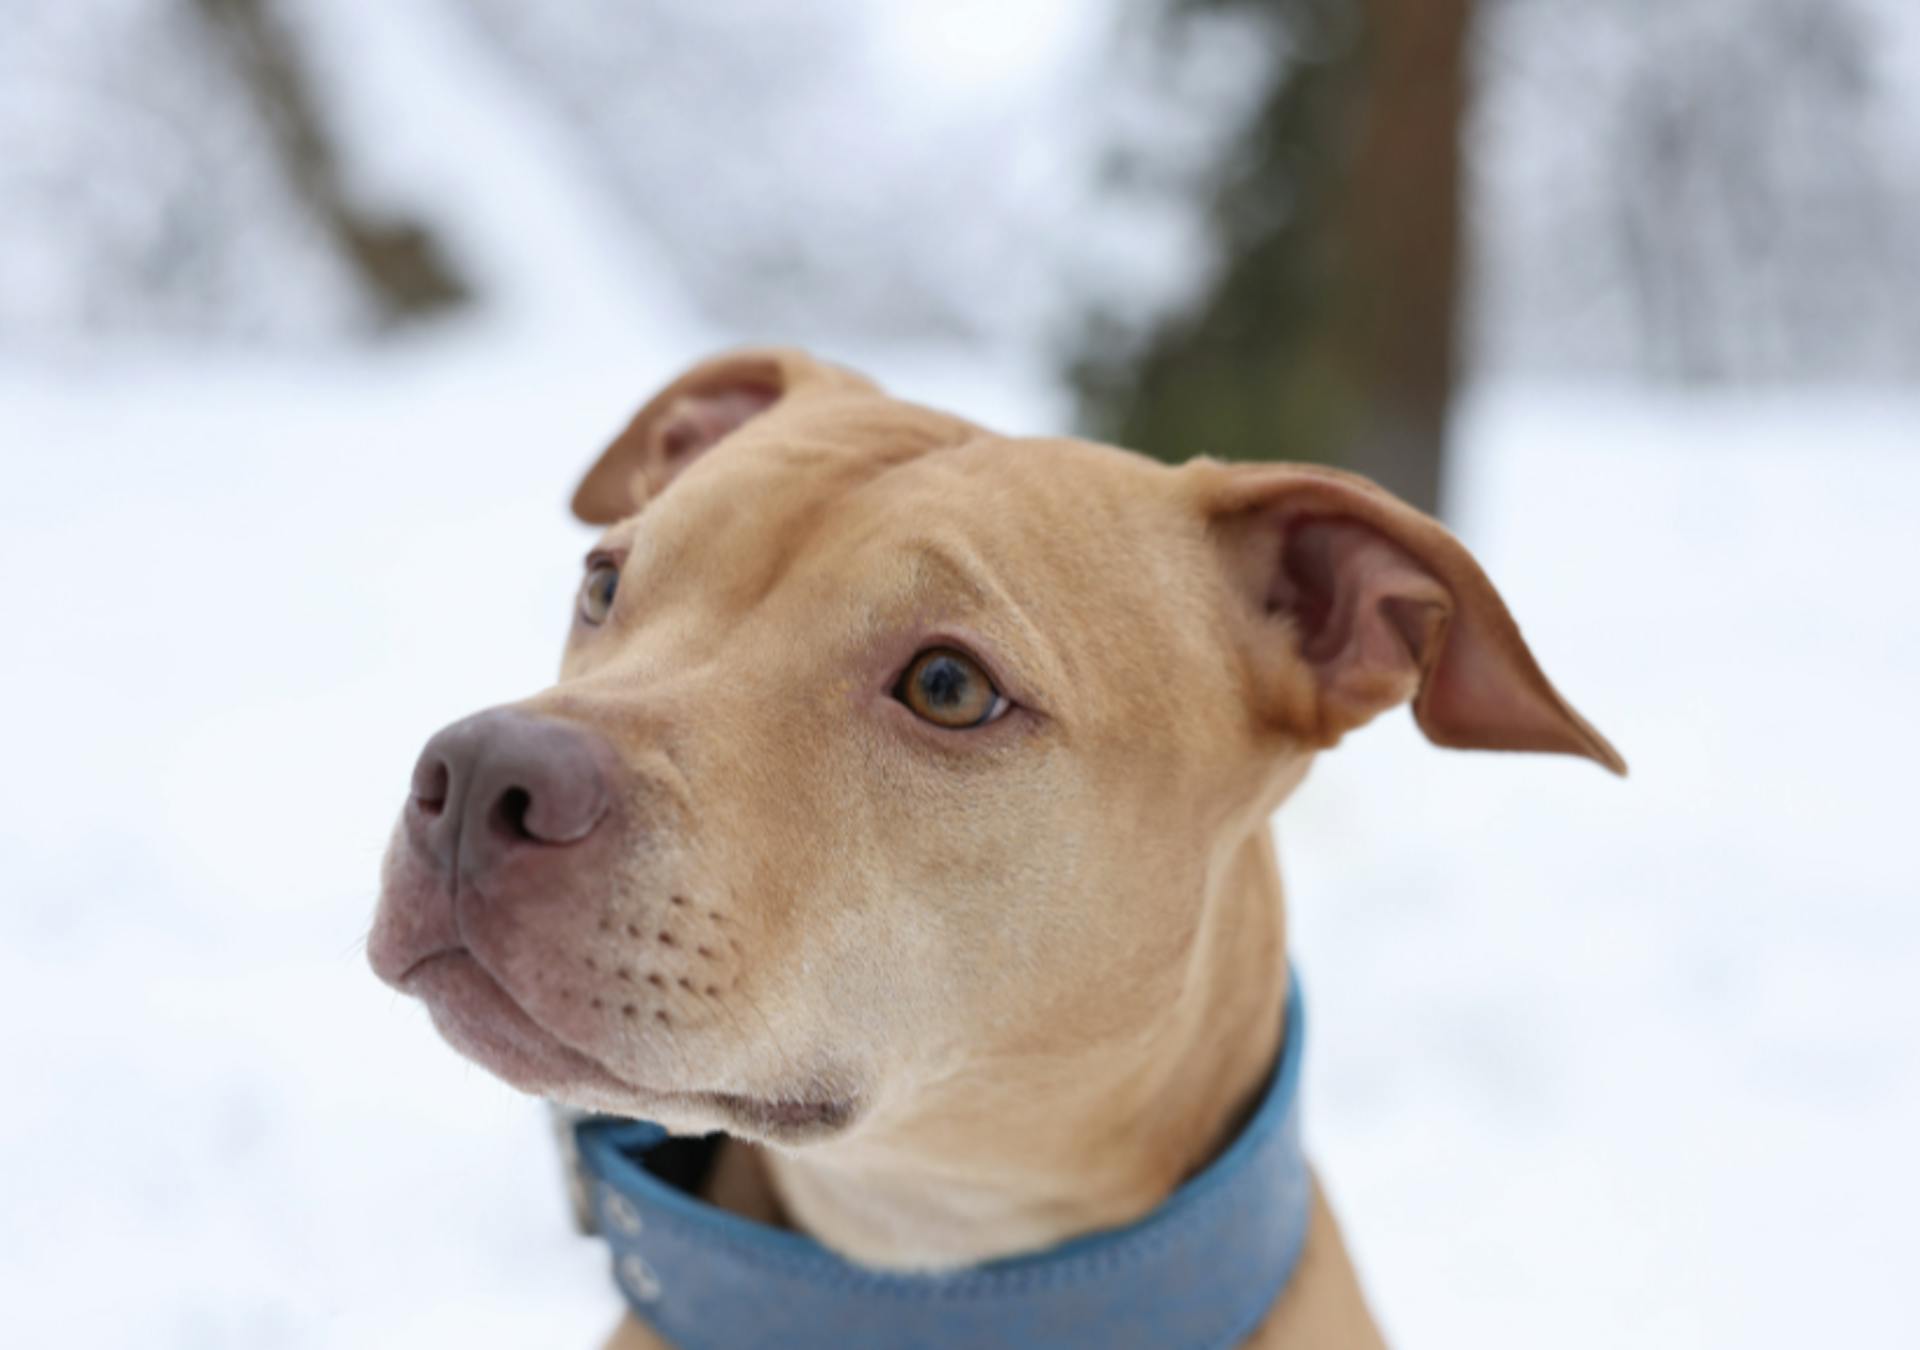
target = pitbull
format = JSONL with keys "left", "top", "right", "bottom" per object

{"left": 368, "top": 348, "right": 1624, "bottom": 1348}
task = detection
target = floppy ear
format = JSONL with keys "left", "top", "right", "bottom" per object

{"left": 570, "top": 348, "right": 880, "bottom": 524}
{"left": 1203, "top": 463, "right": 1625, "bottom": 774}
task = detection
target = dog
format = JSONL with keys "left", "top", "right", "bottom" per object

{"left": 368, "top": 348, "right": 1624, "bottom": 1349}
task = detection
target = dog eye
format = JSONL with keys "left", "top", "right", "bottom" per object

{"left": 578, "top": 561, "right": 620, "bottom": 625}
{"left": 895, "top": 648, "right": 1009, "bottom": 729}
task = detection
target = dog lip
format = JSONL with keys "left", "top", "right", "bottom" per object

{"left": 394, "top": 944, "right": 463, "bottom": 985}
{"left": 682, "top": 1089, "right": 859, "bottom": 1137}
{"left": 402, "top": 948, "right": 640, "bottom": 1097}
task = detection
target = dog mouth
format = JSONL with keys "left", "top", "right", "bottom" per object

{"left": 694, "top": 1091, "right": 859, "bottom": 1141}
{"left": 399, "top": 950, "right": 858, "bottom": 1141}
{"left": 402, "top": 949, "right": 637, "bottom": 1102}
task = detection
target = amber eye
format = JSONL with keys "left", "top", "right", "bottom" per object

{"left": 895, "top": 648, "right": 1009, "bottom": 729}
{"left": 578, "top": 561, "right": 620, "bottom": 625}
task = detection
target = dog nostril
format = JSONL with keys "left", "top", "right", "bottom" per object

{"left": 492, "top": 787, "right": 536, "bottom": 841}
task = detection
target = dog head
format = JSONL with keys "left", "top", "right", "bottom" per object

{"left": 368, "top": 348, "right": 1622, "bottom": 1147}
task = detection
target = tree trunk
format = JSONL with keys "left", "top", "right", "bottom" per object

{"left": 189, "top": 0, "right": 471, "bottom": 326}
{"left": 1074, "top": 0, "right": 1471, "bottom": 518}
{"left": 1334, "top": 0, "right": 1468, "bottom": 514}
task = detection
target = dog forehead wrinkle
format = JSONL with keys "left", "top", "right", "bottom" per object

{"left": 866, "top": 538, "right": 1050, "bottom": 659}
{"left": 641, "top": 440, "right": 930, "bottom": 611}
{"left": 645, "top": 428, "right": 1063, "bottom": 627}
{"left": 862, "top": 444, "right": 1205, "bottom": 686}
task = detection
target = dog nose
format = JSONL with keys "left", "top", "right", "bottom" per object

{"left": 408, "top": 709, "right": 613, "bottom": 884}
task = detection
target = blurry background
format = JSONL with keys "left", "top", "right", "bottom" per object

{"left": 2, "top": 1, "right": 1915, "bottom": 1345}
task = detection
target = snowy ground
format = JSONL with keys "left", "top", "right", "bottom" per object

{"left": 3, "top": 340, "right": 1915, "bottom": 1349}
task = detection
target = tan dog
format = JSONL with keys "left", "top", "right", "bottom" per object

{"left": 368, "top": 348, "right": 1624, "bottom": 1349}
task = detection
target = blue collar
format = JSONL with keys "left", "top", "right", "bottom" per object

{"left": 574, "top": 974, "right": 1310, "bottom": 1350}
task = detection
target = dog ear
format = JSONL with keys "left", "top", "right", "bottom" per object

{"left": 1201, "top": 462, "right": 1625, "bottom": 774}
{"left": 571, "top": 348, "right": 879, "bottom": 524}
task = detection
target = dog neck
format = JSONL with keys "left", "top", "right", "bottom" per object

{"left": 753, "top": 824, "right": 1291, "bottom": 1271}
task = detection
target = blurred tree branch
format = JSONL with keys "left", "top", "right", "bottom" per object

{"left": 188, "top": 0, "right": 470, "bottom": 325}
{"left": 1073, "top": 0, "right": 1470, "bottom": 516}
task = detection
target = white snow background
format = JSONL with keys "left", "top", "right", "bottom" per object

{"left": 3, "top": 3, "right": 1917, "bottom": 1347}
